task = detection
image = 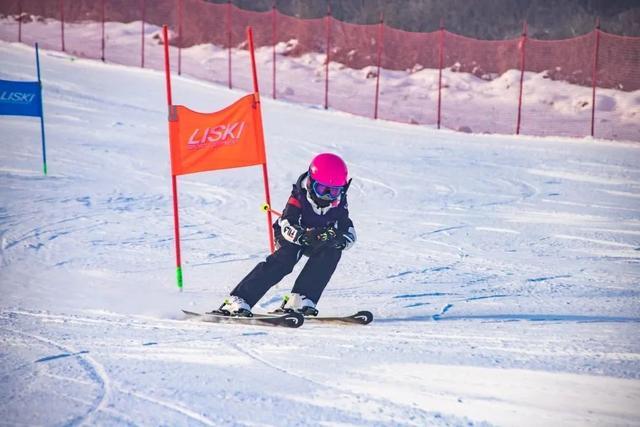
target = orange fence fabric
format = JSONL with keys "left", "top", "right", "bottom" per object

{"left": 4, "top": 0, "right": 639, "bottom": 142}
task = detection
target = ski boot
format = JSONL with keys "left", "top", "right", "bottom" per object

{"left": 280, "top": 293, "right": 319, "bottom": 317}
{"left": 216, "top": 295, "right": 253, "bottom": 317}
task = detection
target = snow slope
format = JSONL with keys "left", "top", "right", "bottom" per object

{"left": 1, "top": 41, "right": 640, "bottom": 426}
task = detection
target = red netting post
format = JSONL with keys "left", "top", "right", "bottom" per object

{"left": 177, "top": 0, "right": 183, "bottom": 75}
{"left": 60, "top": 0, "right": 65, "bottom": 51}
{"left": 437, "top": 19, "right": 444, "bottom": 129}
{"left": 140, "top": 0, "right": 146, "bottom": 68}
{"left": 101, "top": 0, "right": 105, "bottom": 61}
{"left": 590, "top": 18, "right": 601, "bottom": 137}
{"left": 516, "top": 21, "right": 527, "bottom": 135}
{"left": 272, "top": 1, "right": 277, "bottom": 99}
{"left": 373, "top": 12, "right": 384, "bottom": 119}
{"left": 324, "top": 4, "right": 331, "bottom": 110}
{"left": 227, "top": 0, "right": 232, "bottom": 89}
{"left": 18, "top": 0, "right": 22, "bottom": 43}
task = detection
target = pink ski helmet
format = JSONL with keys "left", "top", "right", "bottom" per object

{"left": 307, "top": 153, "right": 349, "bottom": 204}
{"left": 308, "top": 153, "right": 348, "bottom": 187}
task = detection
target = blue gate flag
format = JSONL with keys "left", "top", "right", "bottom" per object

{"left": 0, "top": 80, "right": 42, "bottom": 117}
{"left": 0, "top": 43, "right": 48, "bottom": 175}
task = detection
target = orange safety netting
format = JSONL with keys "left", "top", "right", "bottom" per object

{"left": 12, "top": 0, "right": 63, "bottom": 51}
{"left": 272, "top": 11, "right": 326, "bottom": 107}
{"left": 519, "top": 33, "right": 595, "bottom": 138}
{"left": 441, "top": 31, "right": 520, "bottom": 134}
{"left": 3, "top": 0, "right": 639, "bottom": 142}
{"left": 595, "top": 32, "right": 640, "bottom": 141}
{"left": 1, "top": 0, "right": 19, "bottom": 43}
{"left": 226, "top": 5, "right": 273, "bottom": 94}
{"left": 378, "top": 26, "right": 439, "bottom": 125}
{"left": 328, "top": 18, "right": 380, "bottom": 117}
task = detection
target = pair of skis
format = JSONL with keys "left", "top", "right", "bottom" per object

{"left": 182, "top": 309, "right": 373, "bottom": 328}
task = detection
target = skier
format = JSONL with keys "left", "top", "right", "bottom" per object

{"left": 217, "top": 153, "right": 357, "bottom": 317}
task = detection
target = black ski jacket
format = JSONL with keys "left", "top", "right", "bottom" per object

{"left": 273, "top": 172, "right": 355, "bottom": 248}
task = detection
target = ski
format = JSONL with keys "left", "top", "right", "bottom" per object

{"left": 264, "top": 310, "right": 373, "bottom": 325}
{"left": 182, "top": 310, "right": 304, "bottom": 328}
{"left": 306, "top": 310, "right": 373, "bottom": 325}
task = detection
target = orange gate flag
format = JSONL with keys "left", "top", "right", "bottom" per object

{"left": 168, "top": 93, "right": 266, "bottom": 176}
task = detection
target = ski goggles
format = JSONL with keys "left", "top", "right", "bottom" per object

{"left": 312, "top": 181, "right": 344, "bottom": 200}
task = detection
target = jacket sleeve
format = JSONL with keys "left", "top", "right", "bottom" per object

{"left": 277, "top": 190, "right": 305, "bottom": 245}
{"left": 336, "top": 202, "right": 357, "bottom": 251}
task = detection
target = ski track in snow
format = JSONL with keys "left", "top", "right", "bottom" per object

{"left": 1, "top": 41, "right": 640, "bottom": 426}
{"left": 112, "top": 384, "right": 220, "bottom": 427}
{"left": 0, "top": 325, "right": 111, "bottom": 426}
{"left": 224, "top": 339, "right": 467, "bottom": 425}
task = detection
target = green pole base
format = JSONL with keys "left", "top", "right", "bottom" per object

{"left": 176, "top": 266, "right": 183, "bottom": 291}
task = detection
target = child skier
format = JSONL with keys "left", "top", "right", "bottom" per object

{"left": 217, "top": 153, "right": 356, "bottom": 317}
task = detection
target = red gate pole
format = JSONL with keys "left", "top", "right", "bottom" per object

{"left": 18, "top": 0, "right": 22, "bottom": 43}
{"left": 272, "top": 1, "right": 277, "bottom": 99}
{"left": 140, "top": 0, "right": 145, "bottom": 68}
{"left": 516, "top": 21, "right": 527, "bottom": 135}
{"left": 101, "top": 0, "right": 105, "bottom": 61}
{"left": 437, "top": 19, "right": 444, "bottom": 129}
{"left": 590, "top": 18, "right": 601, "bottom": 138}
{"left": 324, "top": 4, "right": 331, "bottom": 109}
{"left": 248, "top": 26, "right": 275, "bottom": 254}
{"left": 373, "top": 12, "right": 384, "bottom": 119}
{"left": 227, "top": 0, "right": 232, "bottom": 89}
{"left": 162, "top": 25, "right": 183, "bottom": 290}
{"left": 177, "top": 0, "right": 183, "bottom": 75}
{"left": 60, "top": 0, "right": 65, "bottom": 51}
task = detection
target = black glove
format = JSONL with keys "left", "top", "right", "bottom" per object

{"left": 332, "top": 231, "right": 355, "bottom": 250}
{"left": 297, "top": 228, "right": 316, "bottom": 247}
{"left": 315, "top": 226, "right": 337, "bottom": 243}
{"left": 332, "top": 235, "right": 347, "bottom": 250}
{"left": 298, "top": 226, "right": 338, "bottom": 250}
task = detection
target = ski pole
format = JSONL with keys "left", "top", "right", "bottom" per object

{"left": 261, "top": 203, "right": 281, "bottom": 217}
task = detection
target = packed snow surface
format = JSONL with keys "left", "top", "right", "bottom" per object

{"left": 1, "top": 41, "right": 640, "bottom": 426}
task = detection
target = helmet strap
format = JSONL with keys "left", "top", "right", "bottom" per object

{"left": 343, "top": 178, "right": 352, "bottom": 194}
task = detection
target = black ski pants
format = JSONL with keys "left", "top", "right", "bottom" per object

{"left": 230, "top": 241, "right": 342, "bottom": 307}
